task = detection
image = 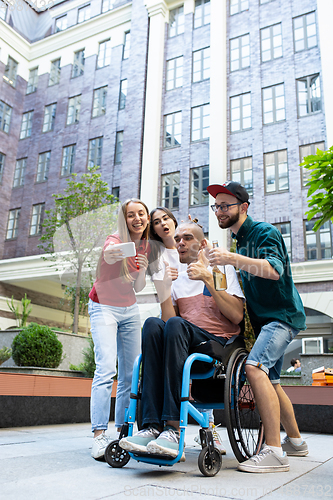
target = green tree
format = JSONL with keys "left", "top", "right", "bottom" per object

{"left": 302, "top": 145, "right": 333, "bottom": 231}
{"left": 39, "top": 167, "right": 119, "bottom": 334}
{"left": 6, "top": 293, "right": 32, "bottom": 328}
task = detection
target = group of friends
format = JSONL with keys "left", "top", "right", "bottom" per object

{"left": 88, "top": 181, "right": 308, "bottom": 474}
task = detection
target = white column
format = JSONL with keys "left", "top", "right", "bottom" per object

{"left": 140, "top": 1, "right": 168, "bottom": 209}
{"left": 208, "top": 0, "right": 228, "bottom": 246}
{"left": 317, "top": 0, "right": 333, "bottom": 148}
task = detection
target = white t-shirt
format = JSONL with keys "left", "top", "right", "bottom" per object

{"left": 171, "top": 265, "right": 245, "bottom": 338}
{"left": 151, "top": 247, "right": 187, "bottom": 281}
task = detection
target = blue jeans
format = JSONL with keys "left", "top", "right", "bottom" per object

{"left": 88, "top": 299, "right": 141, "bottom": 431}
{"left": 141, "top": 316, "right": 227, "bottom": 427}
{"left": 246, "top": 321, "right": 299, "bottom": 384}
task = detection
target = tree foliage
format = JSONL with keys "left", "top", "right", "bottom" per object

{"left": 39, "top": 167, "right": 119, "bottom": 333}
{"left": 12, "top": 323, "right": 63, "bottom": 368}
{"left": 302, "top": 145, "right": 333, "bottom": 231}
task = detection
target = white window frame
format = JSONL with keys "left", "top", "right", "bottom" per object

{"left": 161, "top": 172, "right": 180, "bottom": 210}
{"left": 27, "top": 68, "right": 38, "bottom": 94}
{"left": 230, "top": 93, "right": 251, "bottom": 132}
{"left": 119, "top": 79, "right": 127, "bottom": 110}
{"left": 123, "top": 31, "right": 131, "bottom": 60}
{"left": 260, "top": 23, "right": 283, "bottom": 62}
{"left": 6, "top": 208, "right": 20, "bottom": 240}
{"left": 190, "top": 165, "right": 209, "bottom": 207}
{"left": 262, "top": 83, "right": 285, "bottom": 124}
{"left": 13, "top": 158, "right": 27, "bottom": 188}
{"left": 78, "top": 4, "right": 90, "bottom": 24}
{"left": 92, "top": 87, "right": 107, "bottom": 118}
{"left": 88, "top": 137, "right": 103, "bottom": 168}
{"left": 230, "top": 34, "right": 250, "bottom": 72}
{"left": 194, "top": 0, "right": 210, "bottom": 29}
{"left": 61, "top": 145, "right": 76, "bottom": 176}
{"left": 169, "top": 6, "right": 185, "bottom": 38}
{"left": 191, "top": 103, "right": 210, "bottom": 142}
{"left": 192, "top": 47, "right": 210, "bottom": 82}
{"left": 166, "top": 56, "right": 183, "bottom": 90}
{"left": 305, "top": 220, "right": 332, "bottom": 261}
{"left": 42, "top": 103, "right": 57, "bottom": 133}
{"left": 230, "top": 0, "right": 249, "bottom": 16}
{"left": 300, "top": 141, "right": 325, "bottom": 187}
{"left": 49, "top": 59, "right": 61, "bottom": 86}
{"left": 264, "top": 149, "right": 289, "bottom": 194}
{"left": 231, "top": 157, "right": 253, "bottom": 195}
{"left": 0, "top": 100, "right": 12, "bottom": 133}
{"left": 293, "top": 12, "right": 317, "bottom": 52}
{"left": 97, "top": 39, "right": 111, "bottom": 68}
{"left": 30, "top": 203, "right": 45, "bottom": 236}
{"left": 20, "top": 111, "right": 33, "bottom": 139}
{"left": 297, "top": 74, "right": 321, "bottom": 117}
{"left": 115, "top": 131, "right": 123, "bottom": 164}
{"left": 0, "top": 152, "right": 5, "bottom": 183}
{"left": 36, "top": 152, "right": 51, "bottom": 183}
{"left": 55, "top": 15, "right": 67, "bottom": 32}
{"left": 302, "top": 337, "right": 323, "bottom": 354}
{"left": 3, "top": 56, "right": 18, "bottom": 87}
{"left": 67, "top": 95, "right": 81, "bottom": 125}
{"left": 164, "top": 112, "right": 182, "bottom": 148}
{"left": 72, "top": 50, "right": 85, "bottom": 78}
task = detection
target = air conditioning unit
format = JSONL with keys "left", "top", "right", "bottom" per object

{"left": 302, "top": 337, "right": 324, "bottom": 354}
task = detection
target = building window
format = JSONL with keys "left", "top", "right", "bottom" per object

{"left": 3, "top": 56, "right": 18, "bottom": 87}
{"left": 261, "top": 23, "right": 282, "bottom": 62}
{"left": 119, "top": 79, "right": 127, "bottom": 110}
{"left": 49, "top": 59, "right": 61, "bottom": 86}
{"left": 260, "top": 0, "right": 274, "bottom": 3}
{"left": 67, "top": 95, "right": 81, "bottom": 125}
{"left": 30, "top": 203, "right": 45, "bottom": 236}
{"left": 230, "top": 0, "right": 249, "bottom": 16}
{"left": 0, "top": 1, "right": 7, "bottom": 20}
{"left": 161, "top": 172, "right": 180, "bottom": 210}
{"left": 194, "top": 0, "right": 210, "bottom": 28}
{"left": 190, "top": 166, "right": 209, "bottom": 206}
{"left": 293, "top": 12, "right": 317, "bottom": 52}
{"left": 61, "top": 145, "right": 76, "bottom": 176}
{"left": 78, "top": 4, "right": 90, "bottom": 23}
{"left": 0, "top": 100, "right": 12, "bottom": 133}
{"left": 6, "top": 208, "right": 20, "bottom": 240}
{"left": 88, "top": 137, "right": 103, "bottom": 168}
{"left": 264, "top": 150, "right": 288, "bottom": 193}
{"left": 97, "top": 39, "right": 111, "bottom": 68}
{"left": 72, "top": 50, "right": 85, "bottom": 78}
{"left": 166, "top": 57, "right": 183, "bottom": 90}
{"left": 169, "top": 6, "right": 184, "bottom": 37}
{"left": 274, "top": 222, "right": 292, "bottom": 261}
{"left": 0, "top": 152, "right": 5, "bottom": 183}
{"left": 230, "top": 34, "right": 250, "bottom": 72}
{"left": 123, "top": 31, "right": 130, "bottom": 60}
{"left": 27, "top": 68, "right": 38, "bottom": 94}
{"left": 20, "top": 111, "right": 33, "bottom": 139}
{"left": 193, "top": 48, "right": 210, "bottom": 82}
{"left": 297, "top": 74, "right": 321, "bottom": 117}
{"left": 13, "top": 158, "right": 27, "bottom": 188}
{"left": 305, "top": 220, "right": 332, "bottom": 260}
{"left": 102, "top": 0, "right": 114, "bottom": 13}
{"left": 191, "top": 104, "right": 210, "bottom": 141}
{"left": 92, "top": 87, "right": 107, "bottom": 118}
{"left": 262, "top": 83, "right": 285, "bottom": 124}
{"left": 231, "top": 157, "right": 253, "bottom": 196}
{"left": 164, "top": 112, "right": 182, "bottom": 148}
{"left": 112, "top": 186, "right": 119, "bottom": 199}
{"left": 300, "top": 142, "right": 325, "bottom": 187}
{"left": 230, "top": 93, "right": 251, "bottom": 132}
{"left": 55, "top": 15, "right": 67, "bottom": 32}
{"left": 42, "top": 103, "right": 57, "bottom": 133}
{"left": 36, "top": 152, "right": 51, "bottom": 182}
{"left": 115, "top": 132, "right": 123, "bottom": 164}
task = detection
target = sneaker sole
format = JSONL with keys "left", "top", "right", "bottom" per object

{"left": 285, "top": 450, "right": 309, "bottom": 457}
{"left": 237, "top": 463, "right": 289, "bottom": 473}
{"left": 91, "top": 452, "right": 106, "bottom": 461}
{"left": 119, "top": 439, "right": 149, "bottom": 454}
{"left": 147, "top": 442, "right": 185, "bottom": 462}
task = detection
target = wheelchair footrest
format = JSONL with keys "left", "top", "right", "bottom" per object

{"left": 129, "top": 450, "right": 178, "bottom": 462}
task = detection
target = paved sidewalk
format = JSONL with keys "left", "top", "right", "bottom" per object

{"left": 1, "top": 422, "right": 332, "bottom": 500}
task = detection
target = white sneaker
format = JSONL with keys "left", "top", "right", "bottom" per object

{"left": 237, "top": 446, "right": 289, "bottom": 473}
{"left": 91, "top": 431, "right": 110, "bottom": 460}
{"left": 194, "top": 425, "right": 226, "bottom": 455}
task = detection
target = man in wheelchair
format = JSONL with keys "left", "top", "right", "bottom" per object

{"left": 120, "top": 221, "right": 244, "bottom": 460}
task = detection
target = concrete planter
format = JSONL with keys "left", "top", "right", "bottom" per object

{"left": 0, "top": 329, "right": 90, "bottom": 371}
{"left": 300, "top": 353, "right": 333, "bottom": 385}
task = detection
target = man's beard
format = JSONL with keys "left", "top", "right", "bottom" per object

{"left": 218, "top": 210, "right": 240, "bottom": 229}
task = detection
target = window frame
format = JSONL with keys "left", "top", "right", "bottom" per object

{"left": 88, "top": 137, "right": 103, "bottom": 169}
{"left": 192, "top": 47, "right": 210, "bottom": 82}
{"left": 29, "top": 203, "right": 45, "bottom": 237}
{"left": 191, "top": 103, "right": 210, "bottom": 142}
{"left": 293, "top": 11, "right": 317, "bottom": 53}
{"left": 161, "top": 171, "right": 180, "bottom": 210}
{"left": 61, "top": 144, "right": 76, "bottom": 177}
{"left": 13, "top": 158, "right": 27, "bottom": 188}
{"left": 189, "top": 165, "right": 209, "bottom": 207}
{"left": 194, "top": 0, "right": 210, "bottom": 29}
{"left": 3, "top": 56, "right": 18, "bottom": 87}
{"left": 230, "top": 156, "right": 253, "bottom": 196}
{"left": 97, "top": 39, "right": 111, "bottom": 69}
{"left": 67, "top": 95, "right": 81, "bottom": 125}
{"left": 230, "top": 0, "right": 249, "bottom": 16}
{"left": 0, "top": 100, "right": 12, "bottom": 133}
{"left": 27, "top": 67, "right": 38, "bottom": 94}
{"left": 72, "top": 49, "right": 85, "bottom": 78}
{"left": 169, "top": 6, "right": 185, "bottom": 38}
{"left": 296, "top": 74, "right": 321, "bottom": 118}
{"left": 118, "top": 79, "right": 128, "bottom": 110}
{"left": 166, "top": 56, "right": 183, "bottom": 91}
{"left": 262, "top": 83, "right": 285, "bottom": 125}
{"left": 49, "top": 59, "right": 61, "bottom": 86}
{"left": 92, "top": 87, "right": 107, "bottom": 118}
{"left": 264, "top": 149, "right": 289, "bottom": 194}
{"left": 115, "top": 131, "right": 124, "bottom": 164}
{"left": 299, "top": 141, "right": 325, "bottom": 187}
{"left": 230, "top": 92, "right": 251, "bottom": 132}
{"left": 55, "top": 15, "right": 67, "bottom": 32}
{"left": 274, "top": 222, "right": 292, "bottom": 261}
{"left": 6, "top": 208, "right": 21, "bottom": 240}
{"left": 0, "top": 152, "right": 5, "bottom": 183}
{"left": 123, "top": 31, "right": 131, "bottom": 60}
{"left": 304, "top": 219, "right": 333, "bottom": 261}
{"left": 77, "top": 4, "right": 90, "bottom": 24}
{"left": 20, "top": 110, "right": 33, "bottom": 140}
{"left": 260, "top": 23, "right": 283, "bottom": 63}
{"left": 42, "top": 103, "right": 57, "bottom": 133}
{"left": 102, "top": 0, "right": 114, "bottom": 13}
{"left": 230, "top": 34, "right": 250, "bottom": 72}
{"left": 164, "top": 111, "right": 182, "bottom": 149}
{"left": 36, "top": 151, "right": 51, "bottom": 183}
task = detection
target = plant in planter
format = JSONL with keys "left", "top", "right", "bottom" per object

{"left": 12, "top": 323, "right": 63, "bottom": 368}
{"left": 6, "top": 294, "right": 32, "bottom": 328}
{"left": 0, "top": 347, "right": 12, "bottom": 366}
{"left": 70, "top": 337, "right": 96, "bottom": 378}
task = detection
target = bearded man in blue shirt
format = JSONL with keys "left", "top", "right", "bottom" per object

{"left": 207, "top": 181, "right": 308, "bottom": 473}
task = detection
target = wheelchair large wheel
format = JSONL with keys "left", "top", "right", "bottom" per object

{"left": 225, "top": 348, "right": 264, "bottom": 462}
{"left": 105, "top": 440, "right": 130, "bottom": 468}
{"left": 198, "top": 446, "right": 222, "bottom": 477}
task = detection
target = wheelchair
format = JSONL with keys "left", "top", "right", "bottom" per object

{"left": 104, "top": 334, "right": 264, "bottom": 476}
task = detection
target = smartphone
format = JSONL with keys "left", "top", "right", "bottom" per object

{"left": 105, "top": 242, "right": 136, "bottom": 258}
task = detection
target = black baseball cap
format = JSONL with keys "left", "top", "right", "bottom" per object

{"left": 207, "top": 181, "right": 250, "bottom": 204}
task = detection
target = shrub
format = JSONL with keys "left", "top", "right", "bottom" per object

{"left": 70, "top": 337, "right": 96, "bottom": 378}
{"left": 0, "top": 347, "right": 12, "bottom": 366}
{"left": 12, "top": 323, "right": 63, "bottom": 368}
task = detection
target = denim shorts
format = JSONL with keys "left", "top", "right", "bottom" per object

{"left": 246, "top": 321, "right": 299, "bottom": 384}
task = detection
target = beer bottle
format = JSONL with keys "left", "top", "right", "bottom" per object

{"left": 211, "top": 241, "right": 227, "bottom": 291}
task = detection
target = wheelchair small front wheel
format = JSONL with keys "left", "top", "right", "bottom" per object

{"left": 105, "top": 440, "right": 130, "bottom": 468}
{"left": 198, "top": 447, "right": 222, "bottom": 477}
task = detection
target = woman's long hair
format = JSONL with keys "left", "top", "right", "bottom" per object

{"left": 96, "top": 198, "right": 150, "bottom": 282}
{"left": 148, "top": 207, "right": 178, "bottom": 276}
